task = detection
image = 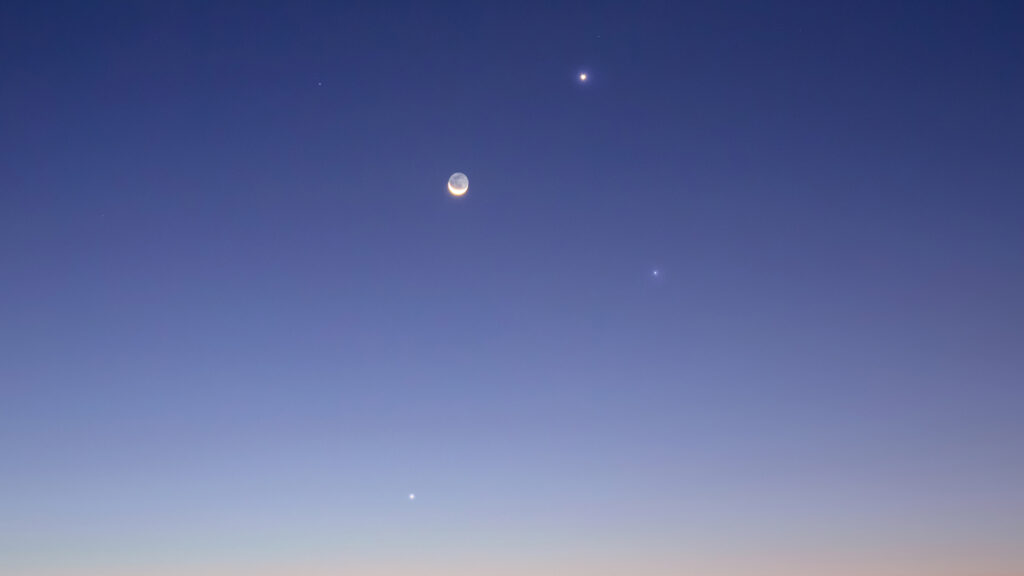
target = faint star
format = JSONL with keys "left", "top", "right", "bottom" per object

{"left": 409, "top": 493, "right": 415, "bottom": 500}
{"left": 317, "top": 81, "right": 323, "bottom": 86}
{"left": 578, "top": 72, "right": 588, "bottom": 82}
{"left": 652, "top": 269, "right": 660, "bottom": 277}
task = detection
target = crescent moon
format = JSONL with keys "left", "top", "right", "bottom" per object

{"left": 447, "top": 172, "right": 469, "bottom": 197}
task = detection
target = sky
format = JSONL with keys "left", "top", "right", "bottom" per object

{"left": 1, "top": 1, "right": 1022, "bottom": 575}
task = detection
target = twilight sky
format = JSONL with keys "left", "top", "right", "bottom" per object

{"left": 1, "top": 2, "right": 1022, "bottom": 575}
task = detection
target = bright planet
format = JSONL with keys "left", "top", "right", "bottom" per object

{"left": 448, "top": 172, "right": 468, "bottom": 196}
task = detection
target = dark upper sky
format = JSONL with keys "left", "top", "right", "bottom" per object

{"left": 2, "top": 2, "right": 1022, "bottom": 575}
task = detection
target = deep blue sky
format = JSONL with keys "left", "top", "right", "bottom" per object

{"left": 2, "top": 2, "right": 1022, "bottom": 575}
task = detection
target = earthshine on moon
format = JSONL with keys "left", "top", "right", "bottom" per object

{"left": 448, "top": 172, "right": 468, "bottom": 196}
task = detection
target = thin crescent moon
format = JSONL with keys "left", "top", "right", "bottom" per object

{"left": 448, "top": 182, "right": 467, "bottom": 196}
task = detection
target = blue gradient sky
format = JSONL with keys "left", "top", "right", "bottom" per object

{"left": 1, "top": 1, "right": 1022, "bottom": 574}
